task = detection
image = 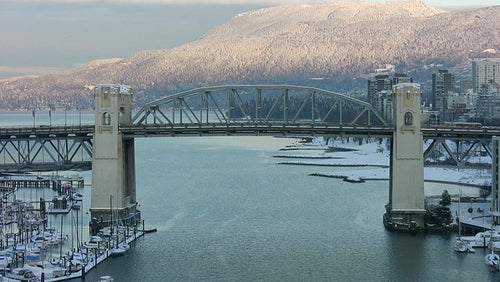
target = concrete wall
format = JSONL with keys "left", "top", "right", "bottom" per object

{"left": 386, "top": 83, "right": 426, "bottom": 231}
{"left": 91, "top": 84, "right": 137, "bottom": 223}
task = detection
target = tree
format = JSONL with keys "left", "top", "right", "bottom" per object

{"left": 440, "top": 190, "right": 451, "bottom": 206}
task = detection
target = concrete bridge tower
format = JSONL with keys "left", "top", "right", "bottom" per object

{"left": 91, "top": 84, "right": 138, "bottom": 232}
{"left": 384, "top": 83, "right": 426, "bottom": 232}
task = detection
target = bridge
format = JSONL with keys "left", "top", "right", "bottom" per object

{"left": 0, "top": 84, "right": 497, "bottom": 232}
{"left": 1, "top": 85, "right": 496, "bottom": 171}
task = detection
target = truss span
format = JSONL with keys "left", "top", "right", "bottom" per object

{"left": 132, "top": 85, "right": 388, "bottom": 127}
{"left": 0, "top": 126, "right": 93, "bottom": 172}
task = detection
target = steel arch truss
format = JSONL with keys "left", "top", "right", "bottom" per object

{"left": 0, "top": 135, "right": 93, "bottom": 172}
{"left": 423, "top": 139, "right": 492, "bottom": 168}
{"left": 132, "top": 85, "right": 387, "bottom": 127}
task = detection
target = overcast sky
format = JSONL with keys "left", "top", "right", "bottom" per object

{"left": 1, "top": 0, "right": 497, "bottom": 79}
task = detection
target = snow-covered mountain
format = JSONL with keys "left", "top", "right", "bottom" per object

{"left": 0, "top": 0, "right": 498, "bottom": 110}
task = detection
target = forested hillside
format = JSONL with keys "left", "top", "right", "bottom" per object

{"left": 0, "top": 1, "right": 498, "bottom": 110}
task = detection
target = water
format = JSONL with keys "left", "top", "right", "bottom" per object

{"left": 2, "top": 112, "right": 499, "bottom": 281}
{"left": 81, "top": 137, "right": 499, "bottom": 281}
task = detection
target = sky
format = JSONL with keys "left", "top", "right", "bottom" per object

{"left": 1, "top": 0, "right": 498, "bottom": 80}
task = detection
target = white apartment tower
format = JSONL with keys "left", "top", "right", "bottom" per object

{"left": 472, "top": 60, "right": 500, "bottom": 94}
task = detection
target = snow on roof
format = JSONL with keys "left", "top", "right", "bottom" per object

{"left": 394, "top": 83, "right": 421, "bottom": 90}
{"left": 96, "top": 84, "right": 132, "bottom": 94}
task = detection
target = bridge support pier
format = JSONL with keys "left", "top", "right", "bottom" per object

{"left": 384, "top": 83, "right": 425, "bottom": 232}
{"left": 90, "top": 84, "right": 140, "bottom": 234}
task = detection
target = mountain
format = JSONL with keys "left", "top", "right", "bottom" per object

{"left": 0, "top": 0, "right": 499, "bottom": 110}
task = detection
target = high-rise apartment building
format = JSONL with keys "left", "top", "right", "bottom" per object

{"left": 367, "top": 73, "right": 412, "bottom": 123}
{"left": 392, "top": 73, "right": 413, "bottom": 85}
{"left": 368, "top": 74, "right": 392, "bottom": 105}
{"left": 432, "top": 69, "right": 455, "bottom": 124}
{"left": 472, "top": 60, "right": 500, "bottom": 94}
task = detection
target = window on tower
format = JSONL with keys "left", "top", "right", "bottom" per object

{"left": 103, "top": 112, "right": 111, "bottom": 125}
{"left": 404, "top": 112, "right": 413, "bottom": 126}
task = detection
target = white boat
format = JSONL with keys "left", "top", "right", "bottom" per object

{"left": 110, "top": 245, "right": 127, "bottom": 257}
{"left": 26, "top": 252, "right": 41, "bottom": 266}
{"left": 118, "top": 241, "right": 130, "bottom": 251}
{"left": 54, "top": 251, "right": 87, "bottom": 273}
{"left": 453, "top": 238, "right": 475, "bottom": 253}
{"left": 460, "top": 230, "right": 500, "bottom": 248}
{"left": 72, "top": 192, "right": 83, "bottom": 201}
{"left": 0, "top": 250, "right": 13, "bottom": 268}
{"left": 84, "top": 235, "right": 104, "bottom": 249}
{"left": 485, "top": 252, "right": 500, "bottom": 270}
{"left": 23, "top": 263, "right": 57, "bottom": 280}
{"left": 99, "top": 275, "right": 114, "bottom": 282}
{"left": 6, "top": 268, "right": 38, "bottom": 281}
{"left": 36, "top": 261, "right": 67, "bottom": 278}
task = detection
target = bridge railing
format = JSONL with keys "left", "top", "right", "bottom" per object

{"left": 0, "top": 124, "right": 94, "bottom": 137}
{"left": 120, "top": 122, "right": 395, "bottom": 138}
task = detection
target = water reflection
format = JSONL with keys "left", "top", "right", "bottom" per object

{"left": 387, "top": 233, "right": 426, "bottom": 281}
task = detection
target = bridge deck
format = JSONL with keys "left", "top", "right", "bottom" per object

{"left": 1, "top": 124, "right": 498, "bottom": 172}
{"left": 1, "top": 124, "right": 499, "bottom": 140}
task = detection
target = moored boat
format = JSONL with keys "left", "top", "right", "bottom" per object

{"left": 110, "top": 245, "right": 127, "bottom": 257}
{"left": 485, "top": 252, "right": 500, "bottom": 271}
{"left": 460, "top": 230, "right": 500, "bottom": 248}
{"left": 453, "top": 238, "right": 475, "bottom": 253}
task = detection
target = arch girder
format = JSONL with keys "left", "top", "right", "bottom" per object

{"left": 132, "top": 85, "right": 388, "bottom": 127}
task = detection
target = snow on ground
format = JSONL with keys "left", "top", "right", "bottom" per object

{"left": 279, "top": 137, "right": 495, "bottom": 229}
{"left": 277, "top": 137, "right": 491, "bottom": 187}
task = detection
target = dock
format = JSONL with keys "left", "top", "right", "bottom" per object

{"left": 0, "top": 172, "right": 156, "bottom": 281}
{"left": 47, "top": 230, "right": 146, "bottom": 281}
{"left": 0, "top": 173, "right": 84, "bottom": 190}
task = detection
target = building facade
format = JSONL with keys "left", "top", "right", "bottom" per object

{"left": 367, "top": 73, "right": 412, "bottom": 123}
{"left": 431, "top": 69, "right": 455, "bottom": 124}
{"left": 472, "top": 60, "right": 500, "bottom": 94}
{"left": 493, "top": 136, "right": 500, "bottom": 225}
{"left": 476, "top": 83, "right": 500, "bottom": 124}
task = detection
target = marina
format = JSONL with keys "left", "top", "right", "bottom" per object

{"left": 0, "top": 173, "right": 151, "bottom": 281}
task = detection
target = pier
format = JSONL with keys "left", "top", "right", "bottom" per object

{"left": 0, "top": 176, "right": 152, "bottom": 281}
{"left": 0, "top": 174, "right": 84, "bottom": 190}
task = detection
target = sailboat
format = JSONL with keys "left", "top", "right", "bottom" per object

{"left": 485, "top": 251, "right": 500, "bottom": 269}
{"left": 110, "top": 244, "right": 127, "bottom": 257}
{"left": 485, "top": 209, "right": 500, "bottom": 270}
{"left": 107, "top": 195, "right": 128, "bottom": 257}
{"left": 453, "top": 190, "right": 475, "bottom": 253}
{"left": 485, "top": 226, "right": 500, "bottom": 270}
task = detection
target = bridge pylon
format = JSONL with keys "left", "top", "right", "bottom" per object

{"left": 384, "top": 83, "right": 426, "bottom": 232}
{"left": 90, "top": 84, "right": 139, "bottom": 233}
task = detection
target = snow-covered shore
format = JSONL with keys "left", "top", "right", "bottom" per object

{"left": 276, "top": 137, "right": 491, "bottom": 188}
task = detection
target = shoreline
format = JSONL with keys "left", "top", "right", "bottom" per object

{"left": 275, "top": 137, "right": 492, "bottom": 190}
{"left": 309, "top": 172, "right": 491, "bottom": 189}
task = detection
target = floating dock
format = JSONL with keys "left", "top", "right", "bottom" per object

{"left": 0, "top": 174, "right": 84, "bottom": 190}
{"left": 46, "top": 230, "right": 146, "bottom": 282}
